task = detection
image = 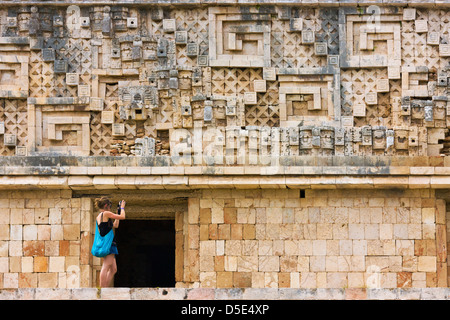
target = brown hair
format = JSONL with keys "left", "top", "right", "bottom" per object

{"left": 94, "top": 196, "right": 112, "bottom": 210}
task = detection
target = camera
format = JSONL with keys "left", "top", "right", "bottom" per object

{"left": 117, "top": 202, "right": 121, "bottom": 215}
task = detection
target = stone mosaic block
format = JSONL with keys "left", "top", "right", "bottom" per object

{"left": 163, "top": 19, "right": 176, "bottom": 33}
{"left": 253, "top": 80, "right": 266, "bottom": 93}
{"left": 101, "top": 111, "right": 114, "bottom": 124}
{"left": 365, "top": 92, "right": 378, "bottom": 105}
{"left": 112, "top": 123, "right": 125, "bottom": 136}
{"left": 15, "top": 146, "right": 27, "bottom": 156}
{"left": 353, "top": 104, "right": 366, "bottom": 117}
{"left": 289, "top": 18, "right": 303, "bottom": 32}
{"left": 90, "top": 98, "right": 104, "bottom": 111}
{"left": 302, "top": 30, "right": 315, "bottom": 44}
{"left": 66, "top": 73, "right": 79, "bottom": 86}
{"left": 314, "top": 42, "right": 328, "bottom": 56}
{"left": 80, "top": 17, "right": 90, "bottom": 27}
{"left": 204, "top": 105, "right": 213, "bottom": 121}
{"left": 415, "top": 20, "right": 428, "bottom": 33}
{"left": 78, "top": 85, "right": 90, "bottom": 97}
{"left": 403, "top": 8, "right": 416, "bottom": 21}
{"left": 244, "top": 92, "right": 257, "bottom": 105}
{"left": 376, "top": 79, "right": 389, "bottom": 93}
{"left": 127, "top": 17, "right": 138, "bottom": 28}
{"left": 4, "top": 134, "right": 16, "bottom": 146}
{"left": 175, "top": 31, "right": 188, "bottom": 45}
{"left": 42, "top": 48, "right": 55, "bottom": 61}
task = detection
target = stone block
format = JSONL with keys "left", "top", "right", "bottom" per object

{"left": 63, "top": 225, "right": 80, "bottom": 241}
{"left": 415, "top": 20, "right": 428, "bottom": 33}
{"left": 49, "top": 256, "right": 65, "bottom": 273}
{"left": 418, "top": 256, "right": 436, "bottom": 272}
{"left": 302, "top": 30, "right": 315, "bottom": 44}
{"left": 101, "top": 288, "right": 131, "bottom": 300}
{"left": 175, "top": 31, "right": 188, "bottom": 44}
{"left": 427, "top": 32, "right": 440, "bottom": 45}
{"left": 353, "top": 104, "right": 366, "bottom": 117}
{"left": 258, "top": 256, "right": 279, "bottom": 272}
{"left": 377, "top": 79, "right": 389, "bottom": 93}
{"left": 314, "top": 42, "right": 328, "bottom": 56}
{"left": 163, "top": 19, "right": 176, "bottom": 33}
{"left": 403, "top": 8, "right": 416, "bottom": 21}
{"left": 42, "top": 48, "right": 55, "bottom": 62}
{"left": 101, "top": 111, "right": 114, "bottom": 124}
{"left": 54, "top": 60, "right": 68, "bottom": 74}
{"left": 439, "top": 44, "right": 450, "bottom": 57}
{"left": 263, "top": 68, "right": 276, "bottom": 81}
{"left": 244, "top": 92, "right": 257, "bottom": 105}
{"left": 253, "top": 80, "right": 266, "bottom": 93}
{"left": 78, "top": 85, "right": 90, "bottom": 97}
{"left": 187, "top": 43, "right": 199, "bottom": 57}
{"left": 90, "top": 98, "right": 104, "bottom": 111}
{"left": 4, "top": 134, "right": 16, "bottom": 147}
{"left": 66, "top": 73, "right": 79, "bottom": 86}
{"left": 365, "top": 92, "right": 378, "bottom": 105}
{"left": 34, "top": 256, "right": 48, "bottom": 273}
{"left": 290, "top": 18, "right": 303, "bottom": 32}
{"left": 127, "top": 18, "right": 138, "bottom": 29}
{"left": 71, "top": 288, "right": 99, "bottom": 300}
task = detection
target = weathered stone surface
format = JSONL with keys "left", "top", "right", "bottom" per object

{"left": 0, "top": 2, "right": 448, "bottom": 294}
{"left": 0, "top": 4, "right": 447, "bottom": 159}
{"left": 2, "top": 288, "right": 449, "bottom": 300}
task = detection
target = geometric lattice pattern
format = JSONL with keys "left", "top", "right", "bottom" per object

{"left": 0, "top": 5, "right": 449, "bottom": 157}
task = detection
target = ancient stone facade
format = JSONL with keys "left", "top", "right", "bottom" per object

{"left": 0, "top": 0, "right": 449, "bottom": 291}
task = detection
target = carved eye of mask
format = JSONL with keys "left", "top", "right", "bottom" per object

{"left": 373, "top": 131, "right": 384, "bottom": 139}
{"left": 301, "top": 133, "right": 311, "bottom": 140}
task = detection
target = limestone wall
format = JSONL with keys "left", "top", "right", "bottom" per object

{"left": 182, "top": 189, "right": 448, "bottom": 288}
{"left": 0, "top": 0, "right": 449, "bottom": 292}
{"left": 0, "top": 187, "right": 447, "bottom": 289}
{"left": 0, "top": 190, "right": 93, "bottom": 288}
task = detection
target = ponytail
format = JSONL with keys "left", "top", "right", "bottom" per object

{"left": 94, "top": 196, "right": 112, "bottom": 210}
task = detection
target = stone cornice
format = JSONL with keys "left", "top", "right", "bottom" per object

{"left": 0, "top": 155, "right": 447, "bottom": 168}
{"left": 1, "top": 287, "right": 450, "bottom": 300}
{"left": 0, "top": 156, "right": 448, "bottom": 189}
{"left": 0, "top": 1, "right": 447, "bottom": 6}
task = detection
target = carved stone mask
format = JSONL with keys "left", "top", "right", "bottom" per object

{"left": 121, "top": 43, "right": 132, "bottom": 61}
{"left": 372, "top": 129, "right": 386, "bottom": 150}
{"left": 394, "top": 130, "right": 409, "bottom": 150}
{"left": 300, "top": 130, "right": 312, "bottom": 149}
{"left": 18, "top": 13, "right": 31, "bottom": 32}
{"left": 334, "top": 128, "right": 345, "bottom": 146}
{"left": 320, "top": 129, "right": 334, "bottom": 149}
{"left": 411, "top": 101, "right": 425, "bottom": 119}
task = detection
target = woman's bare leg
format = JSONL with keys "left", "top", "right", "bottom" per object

{"left": 106, "top": 255, "right": 117, "bottom": 287}
{"left": 100, "top": 254, "right": 117, "bottom": 287}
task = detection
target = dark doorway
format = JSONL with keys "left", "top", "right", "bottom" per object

{"left": 114, "top": 220, "right": 175, "bottom": 288}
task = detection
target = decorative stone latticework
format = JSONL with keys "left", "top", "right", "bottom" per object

{"left": 0, "top": 4, "right": 448, "bottom": 158}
